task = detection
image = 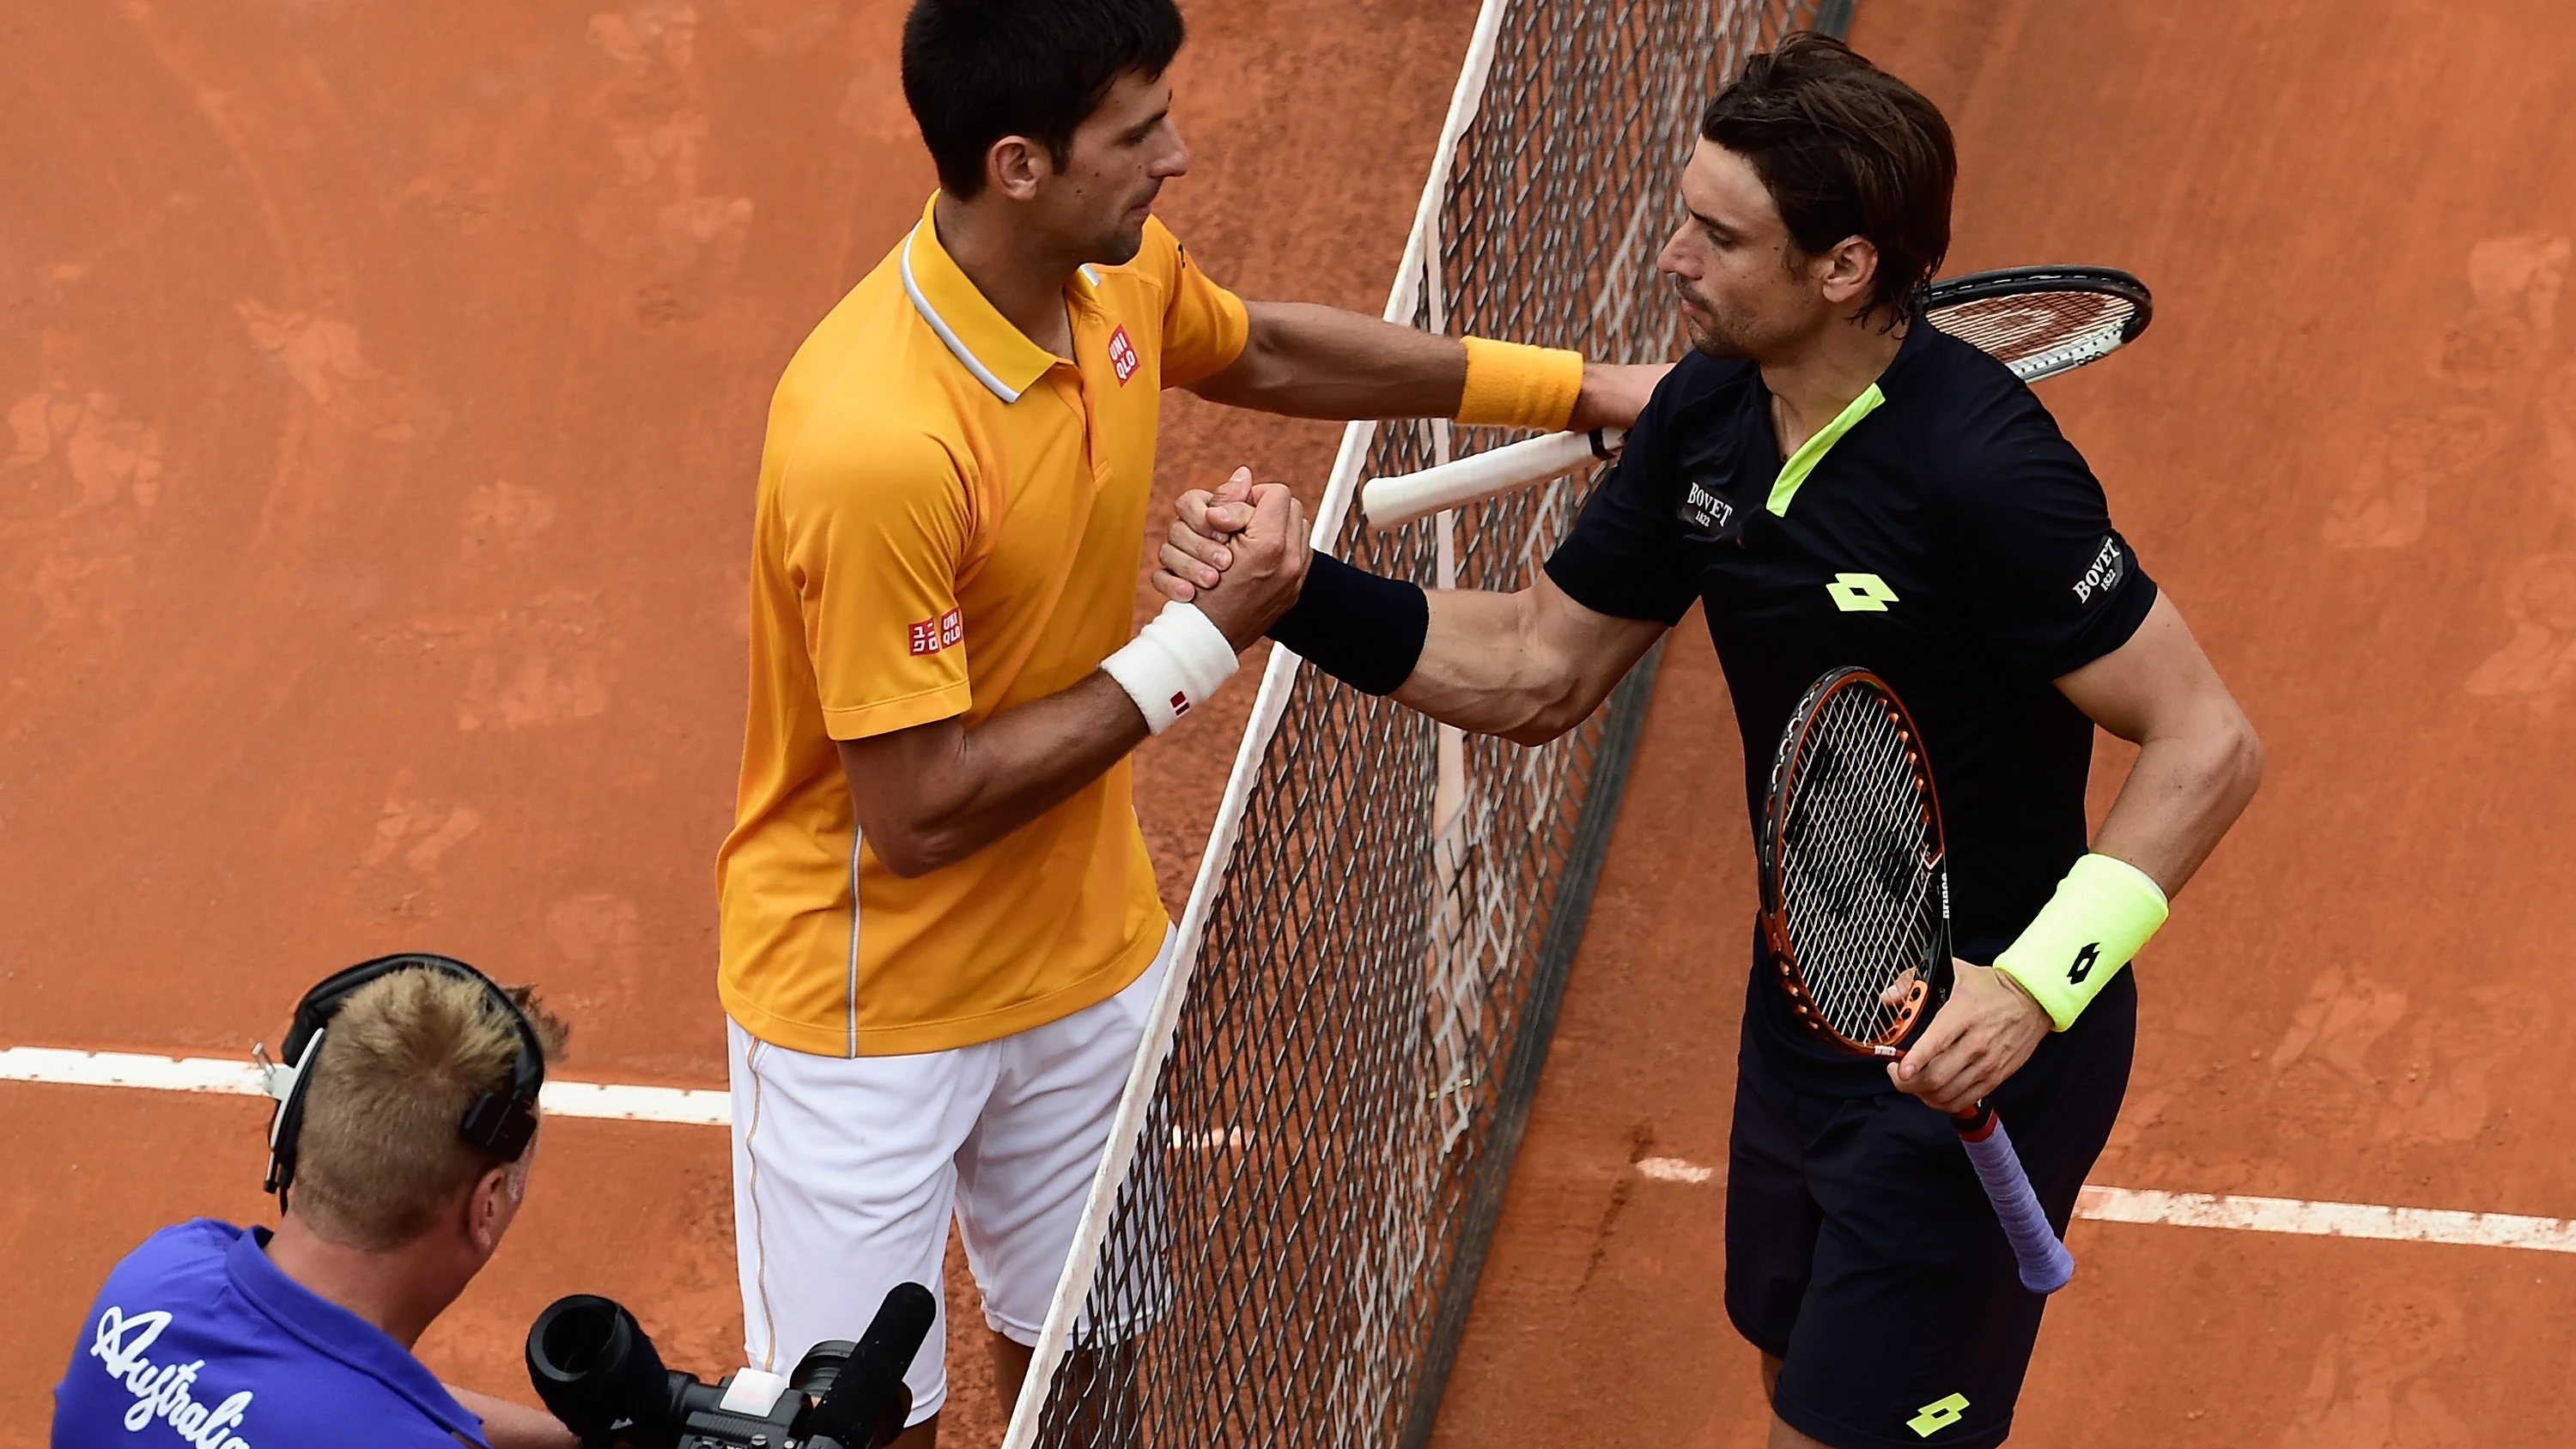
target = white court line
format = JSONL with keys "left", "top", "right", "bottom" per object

{"left": 12, "top": 1048, "right": 2575, "bottom": 1254}
{"left": 2073, "top": 1185, "right": 2576, "bottom": 1255}
{"left": 0, "top": 1046, "right": 730, "bottom": 1126}
{"left": 1621, "top": 1155, "right": 2576, "bottom": 1256}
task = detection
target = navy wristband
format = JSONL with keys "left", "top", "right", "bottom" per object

{"left": 1267, "top": 550, "right": 1429, "bottom": 695}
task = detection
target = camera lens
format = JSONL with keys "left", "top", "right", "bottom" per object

{"left": 791, "top": 1339, "right": 860, "bottom": 1399}
{"left": 526, "top": 1294, "right": 677, "bottom": 1446}
{"left": 538, "top": 1301, "right": 617, "bottom": 1373}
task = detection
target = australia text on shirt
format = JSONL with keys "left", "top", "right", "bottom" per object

{"left": 89, "top": 1303, "right": 258, "bottom": 1448}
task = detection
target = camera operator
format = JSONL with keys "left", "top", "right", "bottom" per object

{"left": 51, "top": 955, "right": 580, "bottom": 1449}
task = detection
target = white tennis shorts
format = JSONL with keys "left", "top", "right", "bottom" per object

{"left": 726, "top": 929, "right": 1170, "bottom": 1426}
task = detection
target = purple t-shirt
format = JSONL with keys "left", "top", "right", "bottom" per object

{"left": 52, "top": 1219, "right": 489, "bottom": 1449}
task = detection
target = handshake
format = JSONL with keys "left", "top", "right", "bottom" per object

{"left": 1149, "top": 466, "right": 1312, "bottom": 648}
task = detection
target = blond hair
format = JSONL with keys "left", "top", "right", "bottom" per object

{"left": 292, "top": 968, "right": 567, "bottom": 1250}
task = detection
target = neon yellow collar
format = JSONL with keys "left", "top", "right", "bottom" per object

{"left": 1764, "top": 382, "right": 1886, "bottom": 516}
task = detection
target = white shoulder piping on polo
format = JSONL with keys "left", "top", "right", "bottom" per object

{"left": 899, "top": 224, "right": 1023, "bottom": 403}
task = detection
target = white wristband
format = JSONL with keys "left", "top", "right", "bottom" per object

{"left": 1101, "top": 601, "right": 1240, "bottom": 735}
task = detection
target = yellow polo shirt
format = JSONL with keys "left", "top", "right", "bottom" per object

{"left": 716, "top": 196, "right": 1249, "bottom": 1057}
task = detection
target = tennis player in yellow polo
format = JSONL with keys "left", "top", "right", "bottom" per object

{"left": 714, "top": 0, "right": 1662, "bottom": 1435}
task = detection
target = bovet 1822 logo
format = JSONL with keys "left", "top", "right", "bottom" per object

{"left": 89, "top": 1303, "right": 259, "bottom": 1445}
{"left": 908, "top": 607, "right": 963, "bottom": 658}
{"left": 1106, "top": 324, "right": 1140, "bottom": 385}
{"left": 2071, "top": 534, "right": 2126, "bottom": 607}
{"left": 1676, "top": 476, "right": 1740, "bottom": 541}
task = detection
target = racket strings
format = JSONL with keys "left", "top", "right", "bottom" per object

{"left": 1776, "top": 691, "right": 1942, "bottom": 1046}
{"left": 1926, "top": 290, "right": 2138, "bottom": 380}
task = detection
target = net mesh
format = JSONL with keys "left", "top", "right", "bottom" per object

{"left": 1015, "top": 5, "right": 1846, "bottom": 1446}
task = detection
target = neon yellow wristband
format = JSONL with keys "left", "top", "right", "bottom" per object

{"left": 1456, "top": 336, "right": 1585, "bottom": 431}
{"left": 1992, "top": 853, "right": 2169, "bottom": 1031}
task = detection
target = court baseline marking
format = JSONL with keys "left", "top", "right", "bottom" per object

{"left": 1, "top": 1044, "right": 731, "bottom": 1126}
{"left": 14, "top": 1046, "right": 2571, "bottom": 1255}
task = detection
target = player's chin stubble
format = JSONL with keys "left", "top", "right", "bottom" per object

{"left": 1094, "top": 219, "right": 1149, "bottom": 266}
{"left": 1680, "top": 306, "right": 1756, "bottom": 361}
{"left": 1671, "top": 281, "right": 1756, "bottom": 360}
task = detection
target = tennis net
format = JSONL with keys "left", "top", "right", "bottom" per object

{"left": 1007, "top": 3, "right": 1850, "bottom": 1446}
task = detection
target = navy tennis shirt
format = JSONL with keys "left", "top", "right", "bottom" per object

{"left": 1546, "top": 318, "right": 2158, "bottom": 1095}
{"left": 52, "top": 1219, "right": 492, "bottom": 1449}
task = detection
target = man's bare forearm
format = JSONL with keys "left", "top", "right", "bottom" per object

{"left": 2057, "top": 595, "right": 2263, "bottom": 896}
{"left": 1187, "top": 301, "right": 1467, "bottom": 419}
{"left": 1155, "top": 490, "right": 1661, "bottom": 746}
{"left": 841, "top": 674, "right": 1148, "bottom": 877}
{"left": 1390, "top": 584, "right": 1666, "bottom": 746}
{"left": 2089, "top": 707, "right": 2262, "bottom": 895}
{"left": 1391, "top": 588, "right": 1579, "bottom": 741}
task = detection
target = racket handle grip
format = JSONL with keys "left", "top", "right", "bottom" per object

{"left": 1360, "top": 427, "right": 1624, "bottom": 530}
{"left": 1953, "top": 1107, "right": 2075, "bottom": 1294}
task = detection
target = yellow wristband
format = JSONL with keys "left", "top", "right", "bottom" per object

{"left": 1992, "top": 853, "right": 2169, "bottom": 1031}
{"left": 1456, "top": 336, "right": 1585, "bottom": 431}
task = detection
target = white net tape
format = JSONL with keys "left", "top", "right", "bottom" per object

{"left": 1005, "top": 5, "right": 1849, "bottom": 1446}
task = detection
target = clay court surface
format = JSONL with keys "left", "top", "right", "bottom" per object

{"left": 6, "top": 0, "right": 2574, "bottom": 1443}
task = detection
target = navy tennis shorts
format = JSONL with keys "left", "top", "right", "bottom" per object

{"left": 1724, "top": 994, "right": 2134, "bottom": 1448}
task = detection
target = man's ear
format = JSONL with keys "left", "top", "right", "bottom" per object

{"left": 465, "top": 1163, "right": 515, "bottom": 1252}
{"left": 1816, "top": 234, "right": 1882, "bottom": 310}
{"left": 984, "top": 135, "right": 1054, "bottom": 203}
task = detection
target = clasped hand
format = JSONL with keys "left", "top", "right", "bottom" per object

{"left": 1154, "top": 467, "right": 1305, "bottom": 642}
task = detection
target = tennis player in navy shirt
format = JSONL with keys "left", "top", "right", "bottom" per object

{"left": 53, "top": 958, "right": 580, "bottom": 1449}
{"left": 1157, "top": 34, "right": 2261, "bottom": 1449}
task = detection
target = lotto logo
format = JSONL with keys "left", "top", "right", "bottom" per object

{"left": 2068, "top": 941, "right": 2101, "bottom": 984}
{"left": 1826, "top": 572, "right": 1899, "bottom": 612}
{"left": 908, "top": 608, "right": 964, "bottom": 657}
{"left": 1907, "top": 1392, "right": 1970, "bottom": 1438}
{"left": 1107, "top": 324, "right": 1140, "bottom": 385}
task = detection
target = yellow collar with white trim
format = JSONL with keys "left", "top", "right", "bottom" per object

{"left": 898, "top": 193, "right": 1102, "bottom": 403}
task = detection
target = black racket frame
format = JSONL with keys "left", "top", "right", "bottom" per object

{"left": 1920, "top": 264, "right": 2155, "bottom": 343}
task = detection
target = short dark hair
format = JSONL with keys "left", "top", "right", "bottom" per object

{"left": 1699, "top": 33, "right": 1956, "bottom": 318}
{"left": 901, "top": 0, "right": 1187, "bottom": 199}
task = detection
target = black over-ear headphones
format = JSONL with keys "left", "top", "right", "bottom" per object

{"left": 255, "top": 952, "right": 546, "bottom": 1201}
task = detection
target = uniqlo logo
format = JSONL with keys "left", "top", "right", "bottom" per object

{"left": 1107, "top": 324, "right": 1140, "bottom": 385}
{"left": 908, "top": 607, "right": 963, "bottom": 657}
{"left": 1169, "top": 690, "right": 1191, "bottom": 717}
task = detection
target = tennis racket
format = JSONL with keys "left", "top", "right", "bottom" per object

{"left": 1361, "top": 264, "right": 2152, "bottom": 530}
{"left": 1759, "top": 666, "right": 2075, "bottom": 1294}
